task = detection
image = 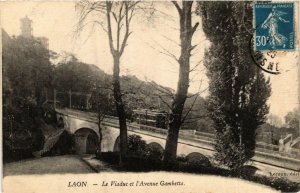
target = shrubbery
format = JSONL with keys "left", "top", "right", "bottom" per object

{"left": 3, "top": 101, "right": 45, "bottom": 162}
{"left": 127, "top": 134, "right": 147, "bottom": 156}
{"left": 127, "top": 135, "right": 164, "bottom": 161}
{"left": 186, "top": 152, "right": 211, "bottom": 167}
{"left": 96, "top": 134, "right": 300, "bottom": 192}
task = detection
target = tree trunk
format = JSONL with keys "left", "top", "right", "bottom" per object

{"left": 163, "top": 1, "right": 196, "bottom": 165}
{"left": 98, "top": 124, "right": 103, "bottom": 153}
{"left": 113, "top": 56, "right": 128, "bottom": 164}
{"left": 97, "top": 102, "right": 103, "bottom": 153}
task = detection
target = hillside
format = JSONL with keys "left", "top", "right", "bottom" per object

{"left": 54, "top": 60, "right": 213, "bottom": 132}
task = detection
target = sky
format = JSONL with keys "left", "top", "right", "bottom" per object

{"left": 1, "top": 1, "right": 299, "bottom": 121}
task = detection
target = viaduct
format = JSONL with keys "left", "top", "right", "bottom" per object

{"left": 54, "top": 108, "right": 300, "bottom": 175}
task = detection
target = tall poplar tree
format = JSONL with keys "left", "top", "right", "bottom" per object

{"left": 198, "top": 1, "right": 271, "bottom": 170}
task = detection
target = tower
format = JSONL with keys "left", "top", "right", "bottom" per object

{"left": 20, "top": 16, "right": 32, "bottom": 37}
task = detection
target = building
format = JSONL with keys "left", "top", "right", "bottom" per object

{"left": 20, "top": 16, "right": 49, "bottom": 49}
{"left": 20, "top": 16, "right": 33, "bottom": 37}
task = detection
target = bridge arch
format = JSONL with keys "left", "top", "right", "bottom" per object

{"left": 113, "top": 136, "right": 120, "bottom": 152}
{"left": 74, "top": 128, "right": 99, "bottom": 154}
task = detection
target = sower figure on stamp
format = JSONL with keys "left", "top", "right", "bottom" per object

{"left": 261, "top": 7, "right": 290, "bottom": 49}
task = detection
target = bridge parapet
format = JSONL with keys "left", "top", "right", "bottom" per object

{"left": 56, "top": 108, "right": 300, "bottom": 171}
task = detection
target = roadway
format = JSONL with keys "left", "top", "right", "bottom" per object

{"left": 3, "top": 155, "right": 95, "bottom": 177}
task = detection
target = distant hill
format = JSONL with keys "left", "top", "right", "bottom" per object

{"left": 53, "top": 57, "right": 213, "bottom": 132}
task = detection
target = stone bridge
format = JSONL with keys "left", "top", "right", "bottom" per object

{"left": 56, "top": 109, "right": 213, "bottom": 157}
{"left": 56, "top": 108, "right": 300, "bottom": 173}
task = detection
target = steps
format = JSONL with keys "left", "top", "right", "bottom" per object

{"left": 291, "top": 136, "right": 300, "bottom": 148}
{"left": 33, "top": 129, "right": 65, "bottom": 157}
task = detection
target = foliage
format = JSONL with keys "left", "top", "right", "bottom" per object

{"left": 54, "top": 54, "right": 108, "bottom": 109}
{"left": 145, "top": 143, "right": 164, "bottom": 160}
{"left": 267, "top": 114, "right": 283, "bottom": 127}
{"left": 99, "top": 151, "right": 299, "bottom": 192}
{"left": 186, "top": 152, "right": 211, "bottom": 167}
{"left": 214, "top": 128, "right": 247, "bottom": 170}
{"left": 3, "top": 36, "right": 53, "bottom": 109}
{"left": 2, "top": 34, "right": 52, "bottom": 161}
{"left": 77, "top": 1, "right": 145, "bottom": 162}
{"left": 127, "top": 135, "right": 164, "bottom": 160}
{"left": 181, "top": 96, "right": 214, "bottom": 132}
{"left": 285, "top": 108, "right": 300, "bottom": 130}
{"left": 54, "top": 55, "right": 97, "bottom": 92}
{"left": 2, "top": 100, "right": 45, "bottom": 162}
{"left": 198, "top": 2, "right": 271, "bottom": 170}
{"left": 127, "top": 134, "right": 147, "bottom": 156}
{"left": 177, "top": 154, "right": 188, "bottom": 162}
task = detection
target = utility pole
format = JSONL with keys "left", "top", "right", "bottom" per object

{"left": 69, "top": 90, "right": 72, "bottom": 109}
{"left": 157, "top": 96, "right": 161, "bottom": 109}
{"left": 86, "top": 94, "right": 91, "bottom": 110}
{"left": 54, "top": 89, "right": 56, "bottom": 109}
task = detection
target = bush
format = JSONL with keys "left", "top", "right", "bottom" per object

{"left": 186, "top": 152, "right": 211, "bottom": 167}
{"left": 127, "top": 134, "right": 147, "bottom": 156}
{"left": 177, "top": 154, "right": 188, "bottom": 162}
{"left": 145, "top": 142, "right": 164, "bottom": 160}
{"left": 244, "top": 175, "right": 300, "bottom": 192}
{"left": 3, "top": 102, "right": 46, "bottom": 162}
{"left": 127, "top": 135, "right": 164, "bottom": 161}
{"left": 96, "top": 151, "right": 120, "bottom": 164}
{"left": 123, "top": 155, "right": 162, "bottom": 171}
{"left": 240, "top": 165, "right": 259, "bottom": 176}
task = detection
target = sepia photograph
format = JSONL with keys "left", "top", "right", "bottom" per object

{"left": 1, "top": 1, "right": 299, "bottom": 193}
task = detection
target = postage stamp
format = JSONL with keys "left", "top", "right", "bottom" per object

{"left": 254, "top": 2, "right": 294, "bottom": 52}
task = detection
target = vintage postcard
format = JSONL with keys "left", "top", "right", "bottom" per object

{"left": 1, "top": 1, "right": 299, "bottom": 193}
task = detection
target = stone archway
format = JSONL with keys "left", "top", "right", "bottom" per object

{"left": 74, "top": 128, "right": 99, "bottom": 154}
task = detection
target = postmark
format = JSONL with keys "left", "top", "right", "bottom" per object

{"left": 250, "top": 47, "right": 281, "bottom": 75}
{"left": 254, "top": 2, "right": 294, "bottom": 52}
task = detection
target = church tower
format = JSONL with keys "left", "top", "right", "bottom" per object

{"left": 20, "top": 16, "right": 33, "bottom": 37}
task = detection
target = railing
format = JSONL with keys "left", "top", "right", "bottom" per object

{"left": 56, "top": 108, "right": 300, "bottom": 160}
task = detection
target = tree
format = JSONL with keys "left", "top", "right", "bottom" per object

{"left": 54, "top": 54, "right": 106, "bottom": 108}
{"left": 285, "top": 108, "right": 300, "bottom": 130}
{"left": 90, "top": 76, "right": 114, "bottom": 153}
{"left": 3, "top": 36, "right": 53, "bottom": 117}
{"left": 77, "top": 1, "right": 143, "bottom": 164}
{"left": 198, "top": 2, "right": 271, "bottom": 170}
{"left": 2, "top": 34, "right": 52, "bottom": 160}
{"left": 163, "top": 1, "right": 199, "bottom": 164}
{"left": 268, "top": 114, "right": 283, "bottom": 127}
